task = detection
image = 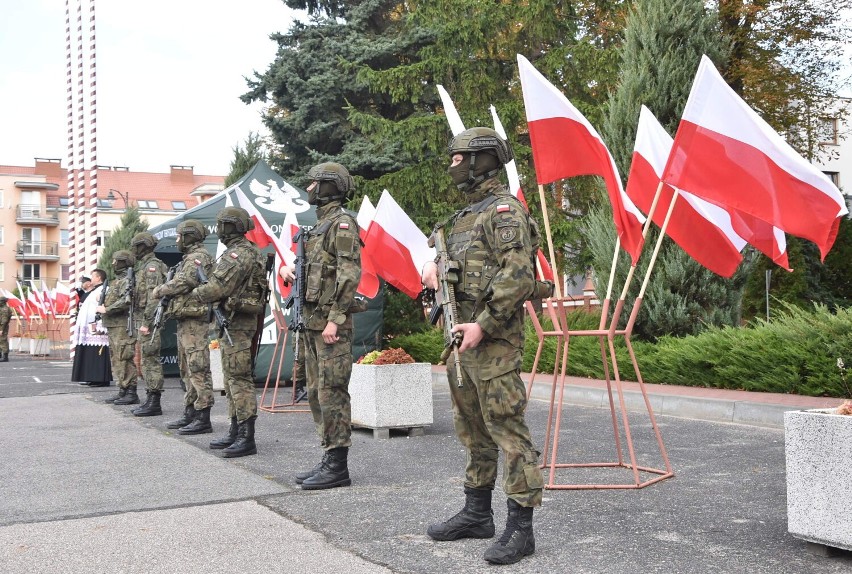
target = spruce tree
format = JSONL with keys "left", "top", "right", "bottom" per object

{"left": 225, "top": 132, "right": 268, "bottom": 187}
{"left": 97, "top": 206, "right": 148, "bottom": 280}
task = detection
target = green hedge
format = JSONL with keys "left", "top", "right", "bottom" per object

{"left": 389, "top": 303, "right": 851, "bottom": 398}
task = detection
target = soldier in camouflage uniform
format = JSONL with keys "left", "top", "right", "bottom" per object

{"left": 191, "top": 207, "right": 266, "bottom": 458}
{"left": 283, "top": 162, "right": 361, "bottom": 490}
{"left": 421, "top": 128, "right": 545, "bottom": 565}
{"left": 152, "top": 220, "right": 215, "bottom": 434}
{"left": 0, "top": 296, "right": 11, "bottom": 362}
{"left": 99, "top": 250, "right": 139, "bottom": 405}
{"left": 130, "top": 232, "right": 169, "bottom": 417}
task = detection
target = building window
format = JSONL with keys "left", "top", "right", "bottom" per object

{"left": 817, "top": 117, "right": 838, "bottom": 145}
{"left": 0, "top": 225, "right": 4, "bottom": 245}
{"left": 0, "top": 190, "right": 4, "bottom": 208}
{"left": 0, "top": 262, "right": 4, "bottom": 282}
{"left": 23, "top": 263, "right": 41, "bottom": 282}
{"left": 138, "top": 200, "right": 159, "bottom": 209}
{"left": 171, "top": 201, "right": 186, "bottom": 211}
{"left": 60, "top": 229, "right": 70, "bottom": 246}
{"left": 59, "top": 197, "right": 69, "bottom": 207}
{"left": 61, "top": 264, "right": 71, "bottom": 281}
{"left": 823, "top": 172, "right": 840, "bottom": 188}
{"left": 97, "top": 198, "right": 113, "bottom": 208}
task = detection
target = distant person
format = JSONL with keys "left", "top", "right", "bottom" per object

{"left": 0, "top": 296, "right": 11, "bottom": 362}
{"left": 71, "top": 270, "right": 111, "bottom": 387}
{"left": 99, "top": 251, "right": 139, "bottom": 405}
{"left": 74, "top": 276, "right": 93, "bottom": 303}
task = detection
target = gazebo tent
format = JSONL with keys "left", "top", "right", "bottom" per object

{"left": 147, "top": 160, "right": 383, "bottom": 381}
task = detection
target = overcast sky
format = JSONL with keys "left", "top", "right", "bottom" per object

{"left": 0, "top": 0, "right": 299, "bottom": 176}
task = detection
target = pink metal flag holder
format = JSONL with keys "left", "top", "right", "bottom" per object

{"left": 258, "top": 309, "right": 310, "bottom": 414}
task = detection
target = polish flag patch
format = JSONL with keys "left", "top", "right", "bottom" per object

{"left": 194, "top": 259, "right": 201, "bottom": 265}
{"left": 230, "top": 252, "right": 239, "bottom": 259}
{"left": 339, "top": 222, "right": 350, "bottom": 229}
{"left": 148, "top": 266, "right": 157, "bottom": 272}
{"left": 496, "top": 204, "right": 511, "bottom": 213}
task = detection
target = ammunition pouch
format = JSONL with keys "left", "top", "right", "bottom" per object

{"left": 304, "top": 262, "right": 333, "bottom": 303}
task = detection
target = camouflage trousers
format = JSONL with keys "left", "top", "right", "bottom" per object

{"left": 221, "top": 328, "right": 257, "bottom": 422}
{"left": 448, "top": 363, "right": 543, "bottom": 507}
{"left": 304, "top": 328, "right": 352, "bottom": 450}
{"left": 0, "top": 330, "right": 8, "bottom": 353}
{"left": 136, "top": 318, "right": 164, "bottom": 392}
{"left": 107, "top": 329, "right": 138, "bottom": 391}
{"left": 177, "top": 318, "right": 213, "bottom": 410}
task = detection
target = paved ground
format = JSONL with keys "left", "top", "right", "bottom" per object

{"left": 1, "top": 354, "right": 850, "bottom": 573}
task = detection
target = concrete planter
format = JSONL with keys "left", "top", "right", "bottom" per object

{"left": 30, "top": 338, "right": 50, "bottom": 356}
{"left": 785, "top": 408, "right": 852, "bottom": 552}
{"left": 350, "top": 363, "right": 433, "bottom": 435}
{"left": 10, "top": 337, "right": 21, "bottom": 352}
{"left": 210, "top": 348, "right": 225, "bottom": 392}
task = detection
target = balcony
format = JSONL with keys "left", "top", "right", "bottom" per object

{"left": 16, "top": 204, "right": 60, "bottom": 226}
{"left": 16, "top": 241, "right": 60, "bottom": 261}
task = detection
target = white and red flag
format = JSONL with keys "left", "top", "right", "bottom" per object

{"left": 355, "top": 195, "right": 381, "bottom": 298}
{"left": 517, "top": 54, "right": 646, "bottom": 265}
{"left": 234, "top": 187, "right": 295, "bottom": 267}
{"left": 490, "top": 103, "right": 555, "bottom": 281}
{"left": 53, "top": 281, "right": 73, "bottom": 315}
{"left": 663, "top": 55, "right": 848, "bottom": 260}
{"left": 437, "top": 85, "right": 467, "bottom": 137}
{"left": 273, "top": 209, "right": 300, "bottom": 302}
{"left": 2, "top": 289, "right": 26, "bottom": 319}
{"left": 363, "top": 190, "right": 436, "bottom": 299}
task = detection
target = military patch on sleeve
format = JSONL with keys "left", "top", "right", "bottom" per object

{"left": 499, "top": 226, "right": 517, "bottom": 242}
{"left": 230, "top": 252, "right": 239, "bottom": 259}
{"left": 496, "top": 204, "right": 511, "bottom": 213}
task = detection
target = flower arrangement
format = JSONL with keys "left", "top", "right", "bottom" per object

{"left": 209, "top": 339, "right": 220, "bottom": 350}
{"left": 358, "top": 347, "right": 415, "bottom": 365}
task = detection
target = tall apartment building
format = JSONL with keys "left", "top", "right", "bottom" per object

{"left": 0, "top": 159, "right": 225, "bottom": 293}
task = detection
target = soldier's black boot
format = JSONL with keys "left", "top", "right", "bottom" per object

{"left": 427, "top": 486, "right": 495, "bottom": 541}
{"left": 104, "top": 386, "right": 128, "bottom": 404}
{"left": 483, "top": 499, "right": 535, "bottom": 565}
{"left": 209, "top": 416, "right": 239, "bottom": 449}
{"left": 166, "top": 404, "right": 197, "bottom": 429}
{"left": 114, "top": 385, "right": 140, "bottom": 405}
{"left": 131, "top": 392, "right": 153, "bottom": 414}
{"left": 0, "top": 351, "right": 8, "bottom": 362}
{"left": 301, "top": 447, "right": 351, "bottom": 490}
{"left": 178, "top": 407, "right": 213, "bottom": 435}
{"left": 132, "top": 391, "right": 162, "bottom": 417}
{"left": 294, "top": 451, "right": 330, "bottom": 485}
{"left": 222, "top": 416, "right": 257, "bottom": 458}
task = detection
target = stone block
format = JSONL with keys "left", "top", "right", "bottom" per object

{"left": 785, "top": 408, "right": 852, "bottom": 551}
{"left": 350, "top": 363, "right": 433, "bottom": 430}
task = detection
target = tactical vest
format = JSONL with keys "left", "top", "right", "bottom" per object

{"left": 170, "top": 247, "right": 211, "bottom": 319}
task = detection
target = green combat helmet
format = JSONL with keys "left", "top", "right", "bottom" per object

{"left": 130, "top": 232, "right": 158, "bottom": 258}
{"left": 216, "top": 206, "right": 254, "bottom": 243}
{"left": 112, "top": 250, "right": 136, "bottom": 273}
{"left": 447, "top": 127, "right": 513, "bottom": 193}
{"left": 176, "top": 219, "right": 207, "bottom": 252}
{"left": 306, "top": 162, "right": 354, "bottom": 205}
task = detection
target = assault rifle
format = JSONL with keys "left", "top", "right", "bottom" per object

{"left": 93, "top": 279, "right": 109, "bottom": 323}
{"left": 195, "top": 265, "right": 234, "bottom": 346}
{"left": 125, "top": 266, "right": 136, "bottom": 336}
{"left": 283, "top": 228, "right": 306, "bottom": 361}
{"left": 427, "top": 226, "right": 464, "bottom": 388}
{"left": 251, "top": 253, "right": 276, "bottom": 368}
{"left": 149, "top": 265, "right": 177, "bottom": 341}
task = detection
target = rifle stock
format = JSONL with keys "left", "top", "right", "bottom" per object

{"left": 429, "top": 226, "right": 464, "bottom": 388}
{"left": 195, "top": 265, "right": 234, "bottom": 346}
{"left": 284, "top": 228, "right": 306, "bottom": 362}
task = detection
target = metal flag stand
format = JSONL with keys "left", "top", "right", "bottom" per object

{"left": 258, "top": 308, "right": 310, "bottom": 413}
{"left": 531, "top": 182, "right": 674, "bottom": 489}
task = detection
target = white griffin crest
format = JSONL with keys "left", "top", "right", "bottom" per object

{"left": 248, "top": 178, "right": 310, "bottom": 214}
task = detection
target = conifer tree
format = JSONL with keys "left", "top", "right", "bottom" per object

{"left": 225, "top": 132, "right": 268, "bottom": 187}
{"left": 97, "top": 206, "right": 148, "bottom": 280}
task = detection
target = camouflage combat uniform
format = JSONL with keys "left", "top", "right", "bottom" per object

{"left": 103, "top": 272, "right": 137, "bottom": 391}
{"left": 303, "top": 202, "right": 362, "bottom": 449}
{"left": 0, "top": 299, "right": 11, "bottom": 359}
{"left": 155, "top": 242, "right": 215, "bottom": 411}
{"left": 440, "top": 177, "right": 544, "bottom": 508}
{"left": 193, "top": 235, "right": 265, "bottom": 423}
{"left": 134, "top": 251, "right": 168, "bottom": 392}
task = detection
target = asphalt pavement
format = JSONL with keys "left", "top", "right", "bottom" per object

{"left": 1, "top": 354, "right": 850, "bottom": 573}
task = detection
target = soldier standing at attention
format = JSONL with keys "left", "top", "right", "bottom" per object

{"left": 152, "top": 220, "right": 216, "bottom": 435}
{"left": 191, "top": 207, "right": 266, "bottom": 458}
{"left": 0, "top": 296, "right": 10, "bottom": 362}
{"left": 99, "top": 250, "right": 139, "bottom": 405}
{"left": 281, "top": 162, "right": 361, "bottom": 490}
{"left": 130, "top": 232, "right": 168, "bottom": 417}
{"left": 421, "top": 128, "right": 544, "bottom": 565}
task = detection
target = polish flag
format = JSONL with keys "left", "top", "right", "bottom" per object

{"left": 663, "top": 55, "right": 848, "bottom": 260}
{"left": 627, "top": 106, "right": 746, "bottom": 277}
{"left": 490, "top": 103, "right": 555, "bottom": 281}
{"left": 437, "top": 85, "right": 467, "bottom": 136}
{"left": 234, "top": 188, "right": 294, "bottom": 267}
{"left": 274, "top": 209, "right": 300, "bottom": 302}
{"left": 363, "top": 190, "right": 436, "bottom": 299}
{"left": 54, "top": 281, "right": 72, "bottom": 315}
{"left": 41, "top": 280, "right": 56, "bottom": 317}
{"left": 27, "top": 290, "right": 46, "bottom": 319}
{"left": 517, "top": 54, "right": 646, "bottom": 265}
{"left": 355, "top": 195, "right": 381, "bottom": 298}
{"left": 2, "top": 289, "right": 26, "bottom": 319}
